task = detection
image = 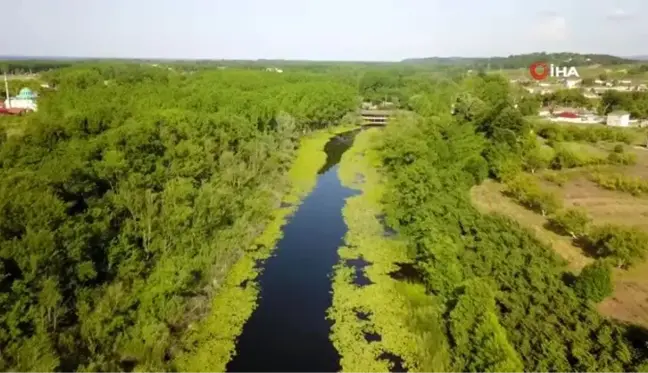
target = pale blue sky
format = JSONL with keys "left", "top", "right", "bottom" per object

{"left": 2, "top": 0, "right": 646, "bottom": 60}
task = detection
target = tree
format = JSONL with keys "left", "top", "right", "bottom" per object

{"left": 523, "top": 146, "right": 553, "bottom": 173}
{"left": 549, "top": 208, "right": 591, "bottom": 238}
{"left": 573, "top": 260, "right": 613, "bottom": 302}
{"left": 463, "top": 156, "right": 489, "bottom": 185}
{"left": 506, "top": 176, "right": 563, "bottom": 216}
{"left": 589, "top": 225, "right": 648, "bottom": 268}
{"left": 0, "top": 63, "right": 364, "bottom": 371}
{"left": 449, "top": 280, "right": 524, "bottom": 372}
{"left": 517, "top": 95, "right": 541, "bottom": 116}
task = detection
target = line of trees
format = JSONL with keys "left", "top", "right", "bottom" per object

{"left": 601, "top": 90, "right": 648, "bottom": 118}
{"left": 378, "top": 73, "right": 648, "bottom": 371}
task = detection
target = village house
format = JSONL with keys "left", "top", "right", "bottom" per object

{"left": 541, "top": 106, "right": 602, "bottom": 124}
{"left": 607, "top": 111, "right": 631, "bottom": 127}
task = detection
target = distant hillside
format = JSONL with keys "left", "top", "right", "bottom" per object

{"left": 627, "top": 55, "right": 648, "bottom": 61}
{"left": 401, "top": 53, "right": 639, "bottom": 69}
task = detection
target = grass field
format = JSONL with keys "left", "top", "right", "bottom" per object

{"left": 471, "top": 141, "right": 648, "bottom": 328}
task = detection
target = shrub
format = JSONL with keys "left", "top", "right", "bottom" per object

{"left": 523, "top": 145, "right": 554, "bottom": 174}
{"left": 589, "top": 172, "right": 648, "bottom": 196}
{"left": 463, "top": 156, "right": 489, "bottom": 185}
{"left": 536, "top": 122, "right": 637, "bottom": 144}
{"left": 505, "top": 175, "right": 563, "bottom": 216}
{"left": 551, "top": 148, "right": 581, "bottom": 169}
{"left": 573, "top": 260, "right": 613, "bottom": 302}
{"left": 607, "top": 151, "right": 637, "bottom": 165}
{"left": 527, "top": 190, "right": 563, "bottom": 216}
{"left": 542, "top": 171, "right": 568, "bottom": 186}
{"left": 613, "top": 144, "right": 625, "bottom": 153}
{"left": 549, "top": 208, "right": 591, "bottom": 238}
{"left": 549, "top": 144, "right": 603, "bottom": 170}
{"left": 505, "top": 174, "right": 537, "bottom": 200}
{"left": 588, "top": 224, "right": 648, "bottom": 268}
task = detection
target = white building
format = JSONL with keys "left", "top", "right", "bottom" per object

{"left": 265, "top": 67, "right": 283, "bottom": 73}
{"left": 607, "top": 111, "right": 631, "bottom": 127}
{"left": 4, "top": 87, "right": 38, "bottom": 111}
{"left": 565, "top": 79, "right": 581, "bottom": 89}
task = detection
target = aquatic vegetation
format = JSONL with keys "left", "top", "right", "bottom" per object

{"left": 329, "top": 128, "right": 449, "bottom": 372}
{"left": 174, "top": 124, "right": 358, "bottom": 372}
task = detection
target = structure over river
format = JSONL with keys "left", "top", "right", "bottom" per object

{"left": 360, "top": 109, "right": 394, "bottom": 125}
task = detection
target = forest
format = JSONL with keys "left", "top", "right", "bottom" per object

{"left": 377, "top": 72, "right": 648, "bottom": 371}
{"left": 0, "top": 64, "right": 357, "bottom": 371}
{"left": 1, "top": 61, "right": 648, "bottom": 372}
{"left": 401, "top": 52, "right": 637, "bottom": 69}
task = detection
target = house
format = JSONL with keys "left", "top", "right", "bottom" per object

{"left": 594, "top": 79, "right": 604, "bottom": 85}
{"left": 265, "top": 67, "right": 283, "bottom": 73}
{"left": 619, "top": 79, "right": 632, "bottom": 85}
{"left": 4, "top": 87, "right": 38, "bottom": 112}
{"left": 565, "top": 79, "right": 581, "bottom": 89}
{"left": 607, "top": 111, "right": 631, "bottom": 127}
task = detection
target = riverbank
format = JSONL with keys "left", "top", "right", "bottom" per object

{"left": 328, "top": 128, "right": 444, "bottom": 372}
{"left": 172, "top": 124, "right": 359, "bottom": 371}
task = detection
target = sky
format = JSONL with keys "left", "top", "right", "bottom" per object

{"left": 2, "top": 0, "right": 647, "bottom": 61}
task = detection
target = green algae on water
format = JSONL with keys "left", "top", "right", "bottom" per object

{"left": 328, "top": 128, "right": 451, "bottom": 372}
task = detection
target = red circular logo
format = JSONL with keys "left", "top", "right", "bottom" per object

{"left": 529, "top": 62, "right": 549, "bottom": 80}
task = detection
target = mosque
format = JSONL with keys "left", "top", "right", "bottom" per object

{"left": 4, "top": 88, "right": 38, "bottom": 112}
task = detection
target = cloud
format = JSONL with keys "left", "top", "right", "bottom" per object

{"left": 532, "top": 12, "right": 567, "bottom": 42}
{"left": 606, "top": 8, "right": 633, "bottom": 21}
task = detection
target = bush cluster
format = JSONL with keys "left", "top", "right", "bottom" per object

{"left": 505, "top": 175, "right": 563, "bottom": 216}
{"left": 536, "top": 122, "right": 637, "bottom": 144}
{"left": 589, "top": 172, "right": 648, "bottom": 196}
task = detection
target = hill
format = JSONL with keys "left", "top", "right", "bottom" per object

{"left": 401, "top": 52, "right": 638, "bottom": 68}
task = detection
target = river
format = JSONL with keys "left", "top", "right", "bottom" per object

{"left": 226, "top": 129, "right": 361, "bottom": 372}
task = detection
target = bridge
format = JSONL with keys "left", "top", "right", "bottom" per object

{"left": 360, "top": 109, "right": 394, "bottom": 126}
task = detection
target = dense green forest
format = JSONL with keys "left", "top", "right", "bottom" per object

{"left": 2, "top": 60, "right": 648, "bottom": 372}
{"left": 377, "top": 73, "right": 648, "bottom": 371}
{"left": 0, "top": 64, "right": 357, "bottom": 371}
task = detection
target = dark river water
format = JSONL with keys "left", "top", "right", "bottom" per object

{"left": 227, "top": 130, "right": 361, "bottom": 372}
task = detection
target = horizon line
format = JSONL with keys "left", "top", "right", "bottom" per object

{"left": 0, "top": 52, "right": 645, "bottom": 63}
